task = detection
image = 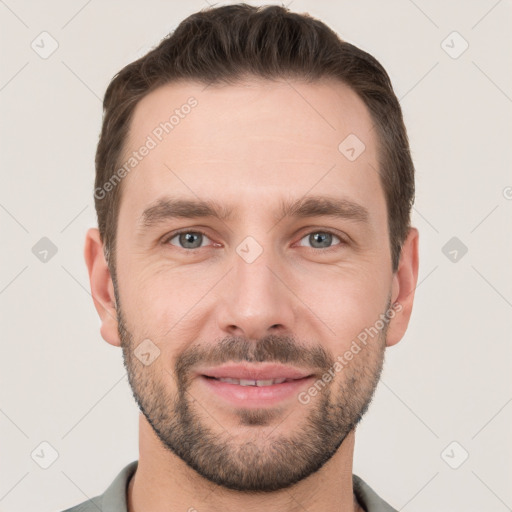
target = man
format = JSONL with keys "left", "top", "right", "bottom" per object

{"left": 67, "top": 3, "right": 419, "bottom": 511}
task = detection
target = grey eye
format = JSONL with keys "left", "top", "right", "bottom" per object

{"left": 168, "top": 231, "right": 210, "bottom": 249}
{"left": 298, "top": 231, "right": 341, "bottom": 249}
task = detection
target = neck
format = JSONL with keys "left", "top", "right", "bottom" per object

{"left": 128, "top": 414, "right": 363, "bottom": 512}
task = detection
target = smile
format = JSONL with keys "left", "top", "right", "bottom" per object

{"left": 204, "top": 376, "right": 298, "bottom": 386}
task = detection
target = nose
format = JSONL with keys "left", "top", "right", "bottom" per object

{"left": 215, "top": 243, "right": 296, "bottom": 340}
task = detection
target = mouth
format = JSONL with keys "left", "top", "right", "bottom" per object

{"left": 195, "top": 363, "right": 316, "bottom": 407}
{"left": 197, "top": 362, "right": 314, "bottom": 381}
{"left": 202, "top": 375, "right": 309, "bottom": 386}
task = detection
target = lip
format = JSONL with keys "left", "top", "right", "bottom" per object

{"left": 195, "top": 363, "right": 316, "bottom": 407}
{"left": 196, "top": 362, "right": 314, "bottom": 381}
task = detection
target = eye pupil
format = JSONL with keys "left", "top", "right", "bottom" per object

{"left": 310, "top": 232, "right": 332, "bottom": 248}
{"left": 180, "top": 232, "right": 202, "bottom": 248}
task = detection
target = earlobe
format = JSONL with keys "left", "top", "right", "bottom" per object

{"left": 386, "top": 227, "right": 419, "bottom": 347}
{"left": 84, "top": 228, "right": 121, "bottom": 347}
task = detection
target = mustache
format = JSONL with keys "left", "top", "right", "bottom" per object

{"left": 174, "top": 334, "right": 334, "bottom": 385}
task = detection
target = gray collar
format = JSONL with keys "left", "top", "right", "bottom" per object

{"left": 75, "top": 460, "right": 397, "bottom": 512}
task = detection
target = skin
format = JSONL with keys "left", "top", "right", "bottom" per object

{"left": 85, "top": 78, "right": 419, "bottom": 512}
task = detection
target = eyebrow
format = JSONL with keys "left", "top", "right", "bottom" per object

{"left": 137, "top": 195, "right": 370, "bottom": 229}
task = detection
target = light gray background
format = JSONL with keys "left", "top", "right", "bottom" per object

{"left": 1, "top": 1, "right": 511, "bottom": 511}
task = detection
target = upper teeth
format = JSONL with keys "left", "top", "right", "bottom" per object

{"left": 216, "top": 377, "right": 288, "bottom": 386}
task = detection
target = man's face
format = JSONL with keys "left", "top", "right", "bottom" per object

{"left": 114, "top": 78, "right": 395, "bottom": 491}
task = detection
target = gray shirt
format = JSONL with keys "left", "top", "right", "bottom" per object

{"left": 60, "top": 460, "right": 398, "bottom": 512}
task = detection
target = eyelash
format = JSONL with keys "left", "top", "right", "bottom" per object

{"left": 162, "top": 229, "right": 347, "bottom": 252}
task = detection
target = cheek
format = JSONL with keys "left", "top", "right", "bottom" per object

{"left": 121, "top": 256, "right": 198, "bottom": 309}
{"left": 294, "top": 263, "right": 390, "bottom": 348}
{"left": 120, "top": 266, "right": 215, "bottom": 350}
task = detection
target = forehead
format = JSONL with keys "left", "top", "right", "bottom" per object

{"left": 118, "top": 78, "right": 384, "bottom": 226}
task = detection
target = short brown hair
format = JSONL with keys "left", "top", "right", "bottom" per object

{"left": 94, "top": 3, "right": 415, "bottom": 278}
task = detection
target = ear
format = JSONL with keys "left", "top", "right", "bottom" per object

{"left": 84, "top": 228, "right": 121, "bottom": 347}
{"left": 386, "top": 227, "right": 419, "bottom": 347}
